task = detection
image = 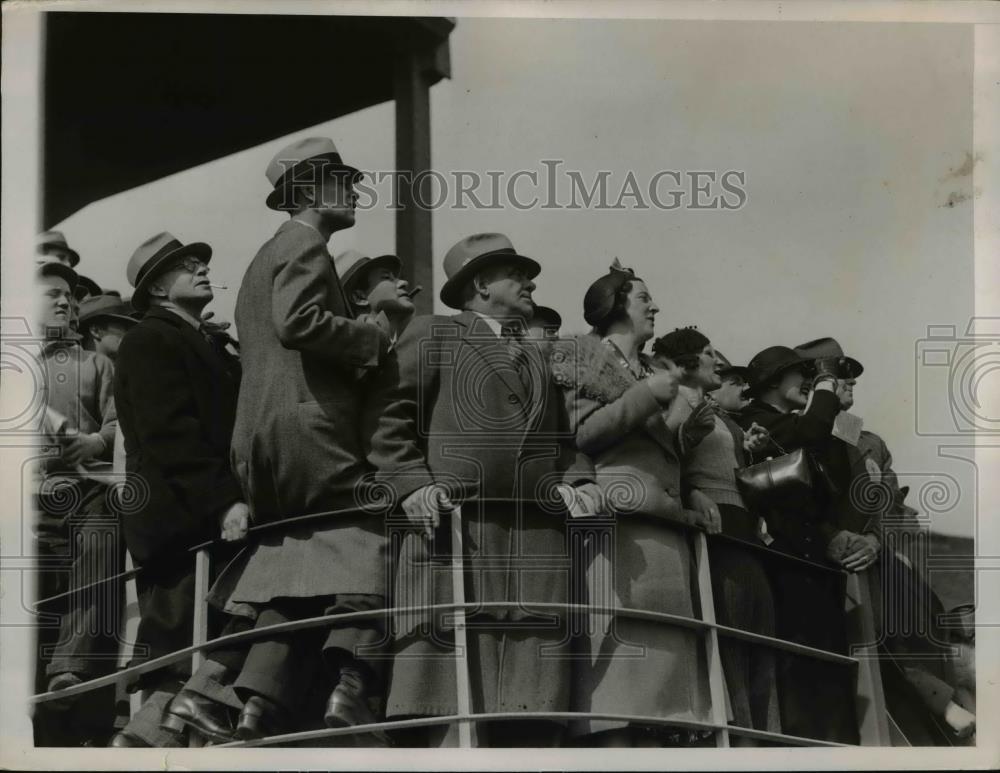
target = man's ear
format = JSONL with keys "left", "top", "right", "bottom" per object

{"left": 147, "top": 281, "right": 167, "bottom": 301}
{"left": 472, "top": 272, "right": 490, "bottom": 299}
{"left": 350, "top": 287, "right": 370, "bottom": 307}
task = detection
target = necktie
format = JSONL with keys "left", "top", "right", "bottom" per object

{"left": 501, "top": 323, "right": 534, "bottom": 400}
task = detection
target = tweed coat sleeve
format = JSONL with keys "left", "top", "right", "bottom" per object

{"left": 569, "top": 380, "right": 661, "bottom": 457}
{"left": 116, "top": 324, "right": 243, "bottom": 531}
{"left": 363, "top": 314, "right": 439, "bottom": 502}
{"left": 270, "top": 224, "right": 387, "bottom": 369}
{"left": 92, "top": 352, "right": 118, "bottom": 459}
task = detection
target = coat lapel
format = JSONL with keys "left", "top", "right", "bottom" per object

{"left": 146, "top": 307, "right": 232, "bottom": 385}
{"left": 453, "top": 311, "right": 530, "bottom": 405}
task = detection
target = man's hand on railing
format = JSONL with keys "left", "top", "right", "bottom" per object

{"left": 402, "top": 484, "right": 454, "bottom": 539}
{"left": 687, "top": 489, "right": 722, "bottom": 535}
{"left": 60, "top": 432, "right": 106, "bottom": 466}
{"left": 219, "top": 501, "right": 250, "bottom": 542}
{"left": 839, "top": 532, "right": 879, "bottom": 573}
{"left": 826, "top": 529, "right": 878, "bottom": 572}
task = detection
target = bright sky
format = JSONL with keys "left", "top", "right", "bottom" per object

{"left": 57, "top": 19, "right": 981, "bottom": 537}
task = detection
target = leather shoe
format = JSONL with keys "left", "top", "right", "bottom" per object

{"left": 324, "top": 667, "right": 390, "bottom": 746}
{"left": 108, "top": 731, "right": 150, "bottom": 748}
{"left": 161, "top": 689, "right": 238, "bottom": 744}
{"left": 234, "top": 694, "right": 285, "bottom": 741}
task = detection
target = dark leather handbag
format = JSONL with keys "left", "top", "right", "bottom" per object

{"left": 735, "top": 441, "right": 814, "bottom": 510}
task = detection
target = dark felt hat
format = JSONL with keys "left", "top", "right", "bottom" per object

{"left": 530, "top": 304, "right": 562, "bottom": 330}
{"left": 78, "top": 294, "right": 139, "bottom": 329}
{"left": 794, "top": 337, "right": 864, "bottom": 379}
{"left": 74, "top": 274, "right": 103, "bottom": 301}
{"left": 126, "top": 231, "right": 212, "bottom": 312}
{"left": 715, "top": 349, "right": 750, "bottom": 381}
{"left": 36, "top": 230, "right": 80, "bottom": 267}
{"left": 746, "top": 345, "right": 809, "bottom": 394}
{"left": 37, "top": 261, "right": 78, "bottom": 291}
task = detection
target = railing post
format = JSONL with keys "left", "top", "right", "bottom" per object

{"left": 694, "top": 532, "right": 730, "bottom": 747}
{"left": 450, "top": 506, "right": 477, "bottom": 748}
{"left": 118, "top": 551, "right": 143, "bottom": 719}
{"left": 188, "top": 548, "right": 211, "bottom": 748}
{"left": 845, "top": 570, "right": 890, "bottom": 745}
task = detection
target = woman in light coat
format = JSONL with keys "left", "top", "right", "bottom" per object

{"left": 551, "top": 262, "right": 715, "bottom": 746}
{"left": 652, "top": 327, "right": 780, "bottom": 743}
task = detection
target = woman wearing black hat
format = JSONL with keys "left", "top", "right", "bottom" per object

{"left": 652, "top": 328, "right": 780, "bottom": 742}
{"left": 551, "top": 262, "right": 714, "bottom": 747}
{"left": 736, "top": 346, "right": 859, "bottom": 744}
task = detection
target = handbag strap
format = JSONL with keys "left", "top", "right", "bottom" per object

{"left": 768, "top": 436, "right": 790, "bottom": 456}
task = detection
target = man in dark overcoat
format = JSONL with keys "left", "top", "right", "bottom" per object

{"left": 794, "top": 337, "right": 976, "bottom": 742}
{"left": 111, "top": 231, "right": 247, "bottom": 746}
{"left": 364, "top": 233, "right": 600, "bottom": 747}
{"left": 222, "top": 137, "right": 394, "bottom": 741}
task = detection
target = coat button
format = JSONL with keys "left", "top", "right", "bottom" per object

{"left": 507, "top": 394, "right": 520, "bottom": 404}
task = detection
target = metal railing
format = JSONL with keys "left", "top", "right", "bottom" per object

{"left": 30, "top": 499, "right": 885, "bottom": 748}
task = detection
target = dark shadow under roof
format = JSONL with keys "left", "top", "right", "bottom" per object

{"left": 44, "top": 12, "right": 454, "bottom": 226}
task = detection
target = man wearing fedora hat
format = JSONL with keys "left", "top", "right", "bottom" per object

{"left": 36, "top": 230, "right": 81, "bottom": 268}
{"left": 78, "top": 294, "right": 138, "bottom": 362}
{"left": 217, "top": 137, "right": 396, "bottom": 741}
{"left": 364, "top": 232, "right": 599, "bottom": 747}
{"left": 33, "top": 262, "right": 123, "bottom": 745}
{"left": 111, "top": 231, "right": 247, "bottom": 747}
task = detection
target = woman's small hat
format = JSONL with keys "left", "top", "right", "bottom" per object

{"left": 583, "top": 258, "right": 637, "bottom": 327}
{"left": 746, "top": 345, "right": 809, "bottom": 394}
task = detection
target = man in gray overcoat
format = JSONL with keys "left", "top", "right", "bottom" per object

{"left": 364, "top": 233, "right": 600, "bottom": 747}
{"left": 223, "top": 137, "right": 394, "bottom": 741}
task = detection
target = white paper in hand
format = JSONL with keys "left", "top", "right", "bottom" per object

{"left": 832, "top": 411, "right": 863, "bottom": 446}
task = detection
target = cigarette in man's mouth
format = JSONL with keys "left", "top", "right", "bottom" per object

{"left": 209, "top": 283, "right": 229, "bottom": 290}
{"left": 404, "top": 285, "right": 423, "bottom": 299}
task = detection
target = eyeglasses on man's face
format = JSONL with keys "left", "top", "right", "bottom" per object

{"left": 173, "top": 256, "right": 209, "bottom": 274}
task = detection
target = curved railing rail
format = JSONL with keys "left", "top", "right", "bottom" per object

{"left": 30, "top": 498, "right": 882, "bottom": 748}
